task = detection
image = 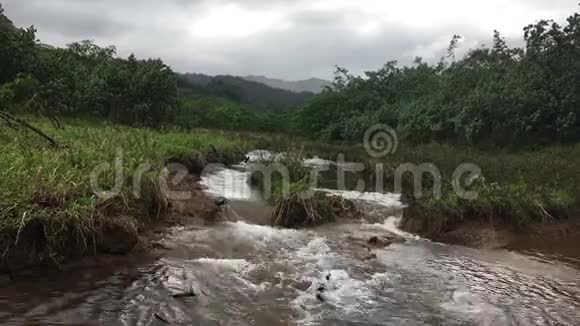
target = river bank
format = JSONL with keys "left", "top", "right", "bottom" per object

{"left": 401, "top": 209, "right": 580, "bottom": 262}
{"left": 0, "top": 118, "right": 250, "bottom": 273}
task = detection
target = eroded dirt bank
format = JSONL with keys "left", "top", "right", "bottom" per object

{"left": 401, "top": 209, "right": 580, "bottom": 264}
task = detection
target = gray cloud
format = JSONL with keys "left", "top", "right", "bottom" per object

{"left": 2, "top": 0, "right": 578, "bottom": 79}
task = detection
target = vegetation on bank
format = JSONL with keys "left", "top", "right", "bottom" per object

{"left": 251, "top": 5, "right": 580, "bottom": 233}
{"left": 247, "top": 139, "right": 579, "bottom": 231}
{"left": 386, "top": 143, "right": 580, "bottom": 233}
{"left": 0, "top": 118, "right": 248, "bottom": 265}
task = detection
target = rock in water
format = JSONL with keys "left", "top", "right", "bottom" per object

{"left": 172, "top": 288, "right": 196, "bottom": 298}
{"left": 98, "top": 216, "right": 139, "bottom": 254}
{"left": 316, "top": 292, "right": 325, "bottom": 302}
{"left": 367, "top": 235, "right": 406, "bottom": 248}
{"left": 154, "top": 313, "right": 171, "bottom": 324}
{"left": 215, "top": 197, "right": 228, "bottom": 207}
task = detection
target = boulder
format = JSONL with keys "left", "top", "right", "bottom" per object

{"left": 215, "top": 197, "right": 228, "bottom": 206}
{"left": 367, "top": 234, "right": 406, "bottom": 248}
{"left": 98, "top": 216, "right": 139, "bottom": 254}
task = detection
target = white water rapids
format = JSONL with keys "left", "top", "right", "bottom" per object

{"left": 1, "top": 154, "right": 579, "bottom": 325}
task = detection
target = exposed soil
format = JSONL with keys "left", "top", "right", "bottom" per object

{"left": 164, "top": 167, "right": 222, "bottom": 223}
{"left": 402, "top": 208, "right": 580, "bottom": 263}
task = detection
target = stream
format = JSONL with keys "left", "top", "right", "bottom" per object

{"left": 1, "top": 153, "right": 580, "bottom": 325}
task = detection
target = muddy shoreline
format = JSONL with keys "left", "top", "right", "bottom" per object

{"left": 401, "top": 209, "right": 580, "bottom": 265}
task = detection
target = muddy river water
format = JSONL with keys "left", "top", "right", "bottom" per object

{"left": 1, "top": 155, "right": 580, "bottom": 325}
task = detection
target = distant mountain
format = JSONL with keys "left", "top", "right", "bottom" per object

{"left": 177, "top": 73, "right": 315, "bottom": 112}
{"left": 243, "top": 75, "right": 331, "bottom": 94}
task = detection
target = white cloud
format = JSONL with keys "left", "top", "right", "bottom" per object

{"left": 189, "top": 3, "right": 290, "bottom": 39}
{"left": 2, "top": 0, "right": 579, "bottom": 79}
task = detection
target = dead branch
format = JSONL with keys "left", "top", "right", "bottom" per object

{"left": 0, "top": 110, "right": 58, "bottom": 147}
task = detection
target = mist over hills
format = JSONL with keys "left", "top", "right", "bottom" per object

{"left": 243, "top": 75, "right": 331, "bottom": 94}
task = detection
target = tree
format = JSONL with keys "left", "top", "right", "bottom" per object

{"left": 0, "top": 6, "right": 37, "bottom": 85}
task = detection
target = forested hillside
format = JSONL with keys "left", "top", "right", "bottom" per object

{"left": 243, "top": 75, "right": 331, "bottom": 93}
{"left": 177, "top": 73, "right": 315, "bottom": 112}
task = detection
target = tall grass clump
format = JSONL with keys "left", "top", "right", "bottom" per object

{"left": 244, "top": 148, "right": 363, "bottom": 228}
{"left": 248, "top": 148, "right": 312, "bottom": 203}
{"left": 271, "top": 192, "right": 361, "bottom": 228}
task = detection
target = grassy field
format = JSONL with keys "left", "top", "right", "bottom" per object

{"left": 0, "top": 118, "right": 249, "bottom": 265}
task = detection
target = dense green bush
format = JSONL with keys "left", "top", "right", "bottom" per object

{"left": 294, "top": 7, "right": 580, "bottom": 149}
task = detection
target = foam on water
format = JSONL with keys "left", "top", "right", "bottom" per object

{"left": 293, "top": 269, "right": 374, "bottom": 312}
{"left": 193, "top": 258, "right": 256, "bottom": 273}
{"left": 200, "top": 168, "right": 258, "bottom": 201}
{"left": 317, "top": 188, "right": 418, "bottom": 240}
{"left": 226, "top": 221, "right": 306, "bottom": 246}
{"left": 246, "top": 150, "right": 285, "bottom": 162}
{"left": 293, "top": 238, "right": 337, "bottom": 269}
{"left": 363, "top": 216, "right": 422, "bottom": 240}
{"left": 317, "top": 188, "right": 403, "bottom": 208}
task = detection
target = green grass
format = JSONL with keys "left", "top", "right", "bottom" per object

{"left": 379, "top": 143, "right": 580, "bottom": 231}
{"left": 244, "top": 134, "right": 580, "bottom": 230}
{"left": 0, "top": 118, "right": 249, "bottom": 263}
{"left": 248, "top": 149, "right": 312, "bottom": 203}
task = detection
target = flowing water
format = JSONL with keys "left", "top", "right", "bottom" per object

{"left": 1, "top": 155, "right": 580, "bottom": 325}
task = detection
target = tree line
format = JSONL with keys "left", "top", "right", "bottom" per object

{"left": 293, "top": 6, "right": 580, "bottom": 148}
{"left": 0, "top": 4, "right": 178, "bottom": 128}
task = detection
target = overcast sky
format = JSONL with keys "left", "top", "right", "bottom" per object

{"left": 3, "top": 0, "right": 578, "bottom": 80}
